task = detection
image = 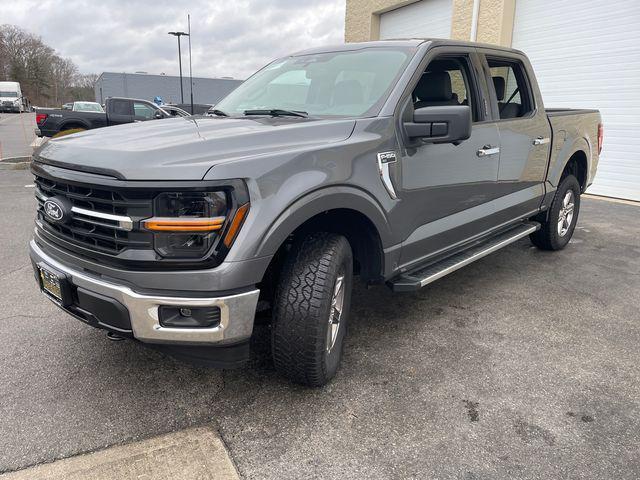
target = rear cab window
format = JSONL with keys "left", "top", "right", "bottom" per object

{"left": 485, "top": 57, "right": 535, "bottom": 120}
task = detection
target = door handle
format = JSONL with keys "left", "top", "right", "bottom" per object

{"left": 533, "top": 136, "right": 550, "bottom": 145}
{"left": 477, "top": 145, "right": 500, "bottom": 157}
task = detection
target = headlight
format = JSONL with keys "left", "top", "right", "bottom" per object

{"left": 142, "top": 189, "right": 249, "bottom": 259}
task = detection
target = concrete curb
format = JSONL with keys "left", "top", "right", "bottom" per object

{"left": 0, "top": 157, "right": 31, "bottom": 170}
{"left": 0, "top": 427, "right": 240, "bottom": 480}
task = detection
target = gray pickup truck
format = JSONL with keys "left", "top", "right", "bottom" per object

{"left": 29, "top": 39, "right": 602, "bottom": 386}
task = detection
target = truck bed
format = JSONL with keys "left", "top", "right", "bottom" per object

{"left": 546, "top": 109, "right": 601, "bottom": 191}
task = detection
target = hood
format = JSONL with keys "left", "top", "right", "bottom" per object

{"left": 35, "top": 116, "right": 356, "bottom": 180}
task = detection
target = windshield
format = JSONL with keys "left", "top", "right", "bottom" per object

{"left": 73, "top": 102, "right": 104, "bottom": 112}
{"left": 0, "top": 91, "right": 18, "bottom": 98}
{"left": 215, "top": 47, "right": 414, "bottom": 118}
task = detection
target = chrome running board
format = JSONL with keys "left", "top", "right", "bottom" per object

{"left": 390, "top": 222, "right": 540, "bottom": 292}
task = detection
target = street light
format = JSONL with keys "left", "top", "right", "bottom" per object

{"left": 168, "top": 31, "right": 189, "bottom": 104}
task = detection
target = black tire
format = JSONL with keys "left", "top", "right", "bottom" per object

{"left": 530, "top": 174, "right": 581, "bottom": 250}
{"left": 271, "top": 232, "right": 353, "bottom": 387}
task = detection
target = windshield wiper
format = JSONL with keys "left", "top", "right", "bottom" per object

{"left": 243, "top": 109, "right": 308, "bottom": 118}
{"left": 210, "top": 109, "right": 229, "bottom": 117}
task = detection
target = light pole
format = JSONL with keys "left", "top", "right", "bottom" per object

{"left": 168, "top": 31, "right": 189, "bottom": 104}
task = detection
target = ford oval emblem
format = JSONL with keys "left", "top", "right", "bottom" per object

{"left": 44, "top": 199, "right": 65, "bottom": 221}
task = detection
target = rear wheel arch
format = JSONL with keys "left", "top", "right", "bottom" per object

{"left": 562, "top": 150, "right": 588, "bottom": 192}
{"left": 550, "top": 136, "right": 590, "bottom": 191}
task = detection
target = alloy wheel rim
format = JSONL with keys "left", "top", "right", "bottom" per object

{"left": 557, "top": 190, "right": 575, "bottom": 237}
{"left": 326, "top": 272, "right": 345, "bottom": 353}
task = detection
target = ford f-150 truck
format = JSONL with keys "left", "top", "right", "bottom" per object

{"left": 35, "top": 97, "right": 176, "bottom": 137}
{"left": 29, "top": 40, "right": 602, "bottom": 386}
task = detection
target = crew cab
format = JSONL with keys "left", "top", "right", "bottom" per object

{"left": 34, "top": 97, "right": 181, "bottom": 137}
{"left": 29, "top": 40, "right": 602, "bottom": 386}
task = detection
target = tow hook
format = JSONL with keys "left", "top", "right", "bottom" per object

{"left": 106, "top": 331, "right": 126, "bottom": 342}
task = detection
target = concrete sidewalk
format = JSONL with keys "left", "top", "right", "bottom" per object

{"left": 0, "top": 427, "right": 239, "bottom": 480}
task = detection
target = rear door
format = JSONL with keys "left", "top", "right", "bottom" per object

{"left": 479, "top": 50, "right": 551, "bottom": 218}
{"left": 396, "top": 47, "right": 502, "bottom": 269}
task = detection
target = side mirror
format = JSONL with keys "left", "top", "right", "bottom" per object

{"left": 404, "top": 105, "right": 472, "bottom": 144}
{"left": 154, "top": 109, "right": 165, "bottom": 119}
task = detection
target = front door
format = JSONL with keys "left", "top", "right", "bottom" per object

{"left": 397, "top": 51, "right": 502, "bottom": 269}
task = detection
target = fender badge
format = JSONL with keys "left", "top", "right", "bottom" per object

{"left": 377, "top": 151, "right": 397, "bottom": 164}
{"left": 376, "top": 151, "right": 398, "bottom": 199}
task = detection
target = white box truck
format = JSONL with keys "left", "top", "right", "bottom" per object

{"left": 0, "top": 81, "right": 25, "bottom": 113}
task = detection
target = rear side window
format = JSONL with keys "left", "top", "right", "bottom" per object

{"left": 487, "top": 58, "right": 534, "bottom": 120}
{"left": 111, "top": 100, "right": 132, "bottom": 116}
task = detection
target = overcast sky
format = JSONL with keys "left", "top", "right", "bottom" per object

{"left": 4, "top": 0, "right": 346, "bottom": 79}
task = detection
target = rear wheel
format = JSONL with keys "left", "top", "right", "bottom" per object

{"left": 271, "top": 232, "right": 353, "bottom": 387}
{"left": 530, "top": 174, "right": 581, "bottom": 250}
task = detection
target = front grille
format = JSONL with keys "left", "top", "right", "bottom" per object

{"left": 35, "top": 175, "right": 154, "bottom": 255}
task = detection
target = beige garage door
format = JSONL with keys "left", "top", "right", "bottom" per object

{"left": 512, "top": 0, "right": 640, "bottom": 201}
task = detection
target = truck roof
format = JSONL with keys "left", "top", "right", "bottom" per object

{"left": 292, "top": 38, "right": 525, "bottom": 57}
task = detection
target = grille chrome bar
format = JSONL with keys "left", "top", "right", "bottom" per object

{"left": 71, "top": 206, "right": 133, "bottom": 231}
{"left": 36, "top": 191, "right": 133, "bottom": 231}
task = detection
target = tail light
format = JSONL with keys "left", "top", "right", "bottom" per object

{"left": 597, "top": 123, "right": 603, "bottom": 155}
{"left": 36, "top": 113, "right": 48, "bottom": 126}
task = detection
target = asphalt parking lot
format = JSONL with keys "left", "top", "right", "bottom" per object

{"left": 1, "top": 169, "right": 639, "bottom": 479}
{"left": 0, "top": 113, "right": 36, "bottom": 160}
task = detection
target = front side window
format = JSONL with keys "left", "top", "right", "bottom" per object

{"left": 214, "top": 47, "right": 415, "bottom": 117}
{"left": 133, "top": 102, "right": 156, "bottom": 119}
{"left": 412, "top": 55, "right": 480, "bottom": 122}
{"left": 487, "top": 58, "right": 534, "bottom": 119}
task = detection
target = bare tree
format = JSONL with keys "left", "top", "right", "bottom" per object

{"left": 51, "top": 56, "right": 78, "bottom": 104}
{"left": 0, "top": 24, "right": 90, "bottom": 106}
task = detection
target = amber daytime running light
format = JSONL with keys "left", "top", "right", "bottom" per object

{"left": 143, "top": 217, "right": 225, "bottom": 232}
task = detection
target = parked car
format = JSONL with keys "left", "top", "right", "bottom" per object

{"left": 29, "top": 39, "right": 602, "bottom": 386}
{"left": 62, "top": 103, "right": 73, "bottom": 110}
{"left": 34, "top": 97, "right": 174, "bottom": 137}
{"left": 168, "top": 103, "right": 212, "bottom": 115}
{"left": 0, "top": 81, "right": 25, "bottom": 113}
{"left": 160, "top": 104, "right": 191, "bottom": 117}
{"left": 71, "top": 101, "right": 105, "bottom": 113}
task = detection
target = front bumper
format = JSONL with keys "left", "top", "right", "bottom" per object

{"left": 29, "top": 240, "right": 260, "bottom": 346}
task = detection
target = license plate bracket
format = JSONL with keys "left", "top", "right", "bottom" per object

{"left": 37, "top": 262, "right": 72, "bottom": 306}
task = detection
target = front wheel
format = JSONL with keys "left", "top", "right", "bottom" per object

{"left": 530, "top": 174, "right": 581, "bottom": 250}
{"left": 271, "top": 232, "right": 353, "bottom": 387}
